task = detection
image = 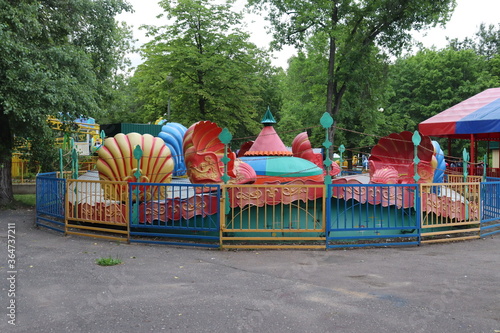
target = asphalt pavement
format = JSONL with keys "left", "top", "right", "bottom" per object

{"left": 0, "top": 208, "right": 499, "bottom": 333}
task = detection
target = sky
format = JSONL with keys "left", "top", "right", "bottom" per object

{"left": 117, "top": 0, "right": 500, "bottom": 70}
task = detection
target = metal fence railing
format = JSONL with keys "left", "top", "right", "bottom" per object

{"left": 481, "top": 180, "right": 500, "bottom": 237}
{"left": 420, "top": 182, "right": 481, "bottom": 243}
{"left": 35, "top": 173, "right": 498, "bottom": 249}
{"left": 129, "top": 183, "right": 220, "bottom": 248}
{"left": 65, "top": 179, "right": 129, "bottom": 241}
{"left": 447, "top": 167, "right": 500, "bottom": 178}
{"left": 447, "top": 175, "right": 483, "bottom": 183}
{"left": 326, "top": 183, "right": 420, "bottom": 248}
{"left": 221, "top": 184, "right": 326, "bottom": 249}
{"left": 36, "top": 172, "right": 66, "bottom": 232}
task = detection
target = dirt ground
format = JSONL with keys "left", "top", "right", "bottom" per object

{"left": 1, "top": 208, "right": 499, "bottom": 333}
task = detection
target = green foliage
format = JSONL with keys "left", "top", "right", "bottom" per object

{"left": 448, "top": 23, "right": 500, "bottom": 60}
{"left": 277, "top": 35, "right": 390, "bottom": 153}
{"left": 385, "top": 25, "right": 500, "bottom": 158}
{"left": 0, "top": 194, "right": 36, "bottom": 210}
{"left": 132, "top": 0, "right": 279, "bottom": 139}
{"left": 0, "top": 0, "right": 133, "bottom": 205}
{"left": 14, "top": 194, "right": 36, "bottom": 208}
{"left": 95, "top": 256, "right": 123, "bottom": 266}
{"left": 386, "top": 48, "right": 498, "bottom": 132}
{"left": 248, "top": 0, "right": 456, "bottom": 146}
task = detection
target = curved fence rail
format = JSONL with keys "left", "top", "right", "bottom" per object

{"left": 221, "top": 184, "right": 326, "bottom": 249}
{"left": 481, "top": 180, "right": 500, "bottom": 237}
{"left": 128, "top": 182, "right": 221, "bottom": 248}
{"left": 66, "top": 179, "right": 129, "bottom": 242}
{"left": 35, "top": 174, "right": 500, "bottom": 249}
{"left": 327, "top": 183, "right": 420, "bottom": 248}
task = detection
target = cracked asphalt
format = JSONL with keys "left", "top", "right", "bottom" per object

{"left": 1, "top": 208, "right": 499, "bottom": 333}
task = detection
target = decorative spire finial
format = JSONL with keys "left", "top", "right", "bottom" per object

{"left": 261, "top": 106, "right": 276, "bottom": 126}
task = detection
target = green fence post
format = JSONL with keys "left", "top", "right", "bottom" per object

{"left": 412, "top": 131, "right": 421, "bottom": 183}
{"left": 132, "top": 145, "right": 143, "bottom": 224}
{"left": 483, "top": 153, "right": 487, "bottom": 181}
{"left": 320, "top": 112, "right": 334, "bottom": 185}
{"left": 218, "top": 128, "right": 232, "bottom": 185}
{"left": 59, "top": 148, "right": 63, "bottom": 178}
{"left": 218, "top": 128, "right": 232, "bottom": 216}
{"left": 463, "top": 148, "right": 469, "bottom": 182}
{"left": 339, "top": 144, "right": 345, "bottom": 175}
{"left": 463, "top": 148, "right": 470, "bottom": 220}
{"left": 412, "top": 131, "right": 422, "bottom": 211}
{"left": 71, "top": 147, "right": 78, "bottom": 180}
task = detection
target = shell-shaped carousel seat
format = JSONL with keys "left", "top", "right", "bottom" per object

{"left": 97, "top": 133, "right": 174, "bottom": 201}
{"left": 432, "top": 141, "right": 446, "bottom": 184}
{"left": 236, "top": 141, "right": 254, "bottom": 157}
{"left": 369, "top": 131, "right": 437, "bottom": 184}
{"left": 292, "top": 132, "right": 341, "bottom": 177}
{"left": 183, "top": 121, "right": 256, "bottom": 184}
{"left": 158, "top": 122, "right": 188, "bottom": 177}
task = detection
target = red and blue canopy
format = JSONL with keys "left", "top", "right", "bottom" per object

{"left": 419, "top": 87, "right": 500, "bottom": 140}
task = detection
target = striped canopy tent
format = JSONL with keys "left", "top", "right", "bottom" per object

{"left": 419, "top": 87, "right": 500, "bottom": 164}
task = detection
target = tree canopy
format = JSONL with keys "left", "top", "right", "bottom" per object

{"left": 277, "top": 33, "right": 389, "bottom": 155}
{"left": 131, "top": 0, "right": 279, "bottom": 139}
{"left": 248, "top": 0, "right": 457, "bottom": 145}
{"left": 0, "top": 0, "right": 132, "bottom": 205}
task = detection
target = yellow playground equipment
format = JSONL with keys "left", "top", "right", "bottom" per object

{"left": 47, "top": 116, "right": 102, "bottom": 155}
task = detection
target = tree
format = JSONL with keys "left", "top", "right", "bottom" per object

{"left": 0, "top": 0, "right": 132, "bottom": 205}
{"left": 385, "top": 47, "right": 498, "bottom": 157}
{"left": 133, "top": 0, "right": 278, "bottom": 139}
{"left": 277, "top": 32, "right": 390, "bottom": 158}
{"left": 388, "top": 48, "right": 498, "bottom": 127}
{"left": 447, "top": 23, "right": 500, "bottom": 84}
{"left": 248, "top": 0, "right": 456, "bottom": 144}
{"left": 448, "top": 23, "right": 500, "bottom": 60}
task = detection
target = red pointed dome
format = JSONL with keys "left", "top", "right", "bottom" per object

{"left": 244, "top": 126, "right": 293, "bottom": 156}
{"left": 244, "top": 108, "right": 293, "bottom": 156}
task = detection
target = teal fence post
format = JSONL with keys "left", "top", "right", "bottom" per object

{"left": 71, "top": 147, "right": 78, "bottom": 180}
{"left": 338, "top": 144, "right": 345, "bottom": 175}
{"left": 219, "top": 128, "right": 232, "bottom": 185}
{"left": 320, "top": 112, "right": 334, "bottom": 185}
{"left": 132, "top": 145, "right": 143, "bottom": 224}
{"left": 218, "top": 128, "right": 232, "bottom": 215}
{"left": 483, "top": 153, "right": 487, "bottom": 181}
{"left": 71, "top": 145, "right": 79, "bottom": 218}
{"left": 59, "top": 148, "right": 63, "bottom": 178}
{"left": 463, "top": 148, "right": 469, "bottom": 182}
{"left": 463, "top": 148, "right": 470, "bottom": 220}
{"left": 412, "top": 131, "right": 421, "bottom": 183}
{"left": 412, "top": 131, "right": 422, "bottom": 211}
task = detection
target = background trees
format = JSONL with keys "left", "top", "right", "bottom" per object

{"left": 382, "top": 24, "right": 500, "bottom": 157}
{"left": 2, "top": 0, "right": 499, "bottom": 205}
{"left": 0, "top": 0, "right": 132, "bottom": 205}
{"left": 248, "top": 0, "right": 457, "bottom": 144}
{"left": 386, "top": 48, "right": 498, "bottom": 132}
{"left": 132, "top": 0, "right": 280, "bottom": 139}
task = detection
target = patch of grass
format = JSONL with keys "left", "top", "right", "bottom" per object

{"left": 14, "top": 194, "right": 36, "bottom": 207}
{"left": 0, "top": 194, "right": 36, "bottom": 210}
{"left": 95, "top": 256, "right": 123, "bottom": 266}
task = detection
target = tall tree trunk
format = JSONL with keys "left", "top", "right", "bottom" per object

{"left": 0, "top": 107, "right": 14, "bottom": 205}
{"left": 326, "top": 35, "right": 337, "bottom": 147}
{"left": 0, "top": 158, "right": 14, "bottom": 206}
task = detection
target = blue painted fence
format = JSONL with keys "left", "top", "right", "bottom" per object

{"left": 128, "top": 182, "right": 221, "bottom": 248}
{"left": 326, "top": 183, "right": 420, "bottom": 248}
{"left": 34, "top": 174, "right": 498, "bottom": 248}
{"left": 36, "top": 172, "right": 66, "bottom": 233}
{"left": 481, "top": 179, "right": 500, "bottom": 237}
